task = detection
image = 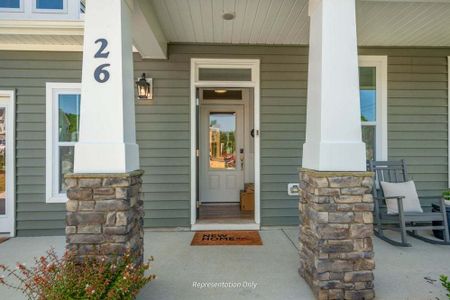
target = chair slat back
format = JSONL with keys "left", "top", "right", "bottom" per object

{"left": 367, "top": 160, "right": 409, "bottom": 200}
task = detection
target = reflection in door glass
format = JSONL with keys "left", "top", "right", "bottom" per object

{"left": 209, "top": 113, "right": 236, "bottom": 169}
{"left": 0, "top": 108, "right": 5, "bottom": 215}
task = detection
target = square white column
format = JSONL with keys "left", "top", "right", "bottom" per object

{"left": 302, "top": 0, "right": 366, "bottom": 171}
{"left": 74, "top": 0, "right": 139, "bottom": 173}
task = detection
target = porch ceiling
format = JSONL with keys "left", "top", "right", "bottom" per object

{"left": 151, "top": 0, "right": 450, "bottom": 47}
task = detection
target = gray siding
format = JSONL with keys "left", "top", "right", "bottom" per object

{"left": 0, "top": 51, "right": 83, "bottom": 236}
{"left": 0, "top": 45, "right": 448, "bottom": 235}
{"left": 136, "top": 45, "right": 309, "bottom": 227}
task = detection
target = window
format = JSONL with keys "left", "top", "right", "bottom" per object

{"left": 359, "top": 56, "right": 388, "bottom": 162}
{"left": 0, "top": 0, "right": 22, "bottom": 11}
{"left": 360, "top": 67, "right": 377, "bottom": 160}
{"left": 46, "top": 83, "right": 81, "bottom": 203}
{"left": 36, "top": 0, "right": 63, "bottom": 9}
{"left": 198, "top": 68, "right": 252, "bottom": 81}
{"left": 34, "top": 0, "right": 66, "bottom": 12}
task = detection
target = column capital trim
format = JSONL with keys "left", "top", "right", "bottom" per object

{"left": 299, "top": 168, "right": 374, "bottom": 178}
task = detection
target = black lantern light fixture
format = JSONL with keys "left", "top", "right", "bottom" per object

{"left": 136, "top": 73, "right": 153, "bottom": 100}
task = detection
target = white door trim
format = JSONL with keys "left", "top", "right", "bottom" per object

{"left": 448, "top": 56, "right": 450, "bottom": 187}
{"left": 190, "top": 58, "right": 260, "bottom": 230}
{"left": 0, "top": 90, "right": 15, "bottom": 237}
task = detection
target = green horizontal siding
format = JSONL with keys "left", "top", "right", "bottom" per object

{"left": 0, "top": 45, "right": 449, "bottom": 235}
{"left": 156, "top": 44, "right": 307, "bottom": 226}
{"left": 0, "top": 51, "right": 82, "bottom": 236}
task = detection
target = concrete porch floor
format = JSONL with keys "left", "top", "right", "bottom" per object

{"left": 0, "top": 228, "right": 449, "bottom": 299}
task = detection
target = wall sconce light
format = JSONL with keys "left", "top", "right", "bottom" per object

{"left": 136, "top": 73, "right": 153, "bottom": 100}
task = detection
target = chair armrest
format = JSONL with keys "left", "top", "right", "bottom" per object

{"left": 374, "top": 195, "right": 405, "bottom": 205}
{"left": 440, "top": 197, "right": 448, "bottom": 212}
{"left": 378, "top": 196, "right": 405, "bottom": 200}
{"left": 374, "top": 196, "right": 405, "bottom": 214}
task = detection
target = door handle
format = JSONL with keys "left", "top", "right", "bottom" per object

{"left": 240, "top": 148, "right": 244, "bottom": 169}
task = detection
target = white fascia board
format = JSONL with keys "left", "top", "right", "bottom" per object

{"left": 0, "top": 19, "right": 84, "bottom": 35}
{"left": 132, "top": 0, "right": 167, "bottom": 59}
{"left": 0, "top": 44, "right": 83, "bottom": 51}
{"left": 359, "top": 0, "right": 450, "bottom": 3}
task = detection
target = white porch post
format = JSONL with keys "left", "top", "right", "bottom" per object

{"left": 74, "top": 0, "right": 139, "bottom": 173}
{"left": 299, "top": 2, "right": 375, "bottom": 299}
{"left": 302, "top": 0, "right": 366, "bottom": 171}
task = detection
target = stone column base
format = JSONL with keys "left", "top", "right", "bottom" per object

{"left": 65, "top": 170, "right": 144, "bottom": 264}
{"left": 298, "top": 168, "right": 375, "bottom": 300}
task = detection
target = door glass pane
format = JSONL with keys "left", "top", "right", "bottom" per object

{"left": 0, "top": 0, "right": 20, "bottom": 8}
{"left": 0, "top": 108, "right": 5, "bottom": 215}
{"left": 199, "top": 68, "right": 252, "bottom": 81}
{"left": 59, "top": 94, "right": 80, "bottom": 142}
{"left": 362, "top": 126, "right": 376, "bottom": 161}
{"left": 36, "top": 0, "right": 63, "bottom": 9}
{"left": 59, "top": 146, "right": 74, "bottom": 193}
{"left": 359, "top": 67, "right": 376, "bottom": 122}
{"left": 209, "top": 113, "right": 236, "bottom": 169}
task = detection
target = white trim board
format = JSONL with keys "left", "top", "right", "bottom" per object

{"left": 190, "top": 58, "right": 261, "bottom": 230}
{"left": 448, "top": 56, "right": 450, "bottom": 188}
{"left": 0, "top": 90, "right": 15, "bottom": 237}
{"left": 359, "top": 55, "right": 388, "bottom": 161}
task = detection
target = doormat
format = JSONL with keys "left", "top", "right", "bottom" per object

{"left": 191, "top": 231, "right": 263, "bottom": 246}
{"left": 0, "top": 237, "right": 9, "bottom": 244}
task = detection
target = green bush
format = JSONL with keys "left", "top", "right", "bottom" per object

{"left": 442, "top": 190, "right": 450, "bottom": 200}
{"left": 441, "top": 275, "right": 450, "bottom": 299}
{"left": 0, "top": 248, "right": 155, "bottom": 300}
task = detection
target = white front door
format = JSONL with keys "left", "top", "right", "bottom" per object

{"left": 0, "top": 93, "right": 14, "bottom": 234}
{"left": 200, "top": 105, "right": 244, "bottom": 203}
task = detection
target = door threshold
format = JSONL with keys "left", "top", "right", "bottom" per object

{"left": 191, "top": 222, "right": 260, "bottom": 231}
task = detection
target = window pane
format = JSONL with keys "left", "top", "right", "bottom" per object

{"left": 36, "top": 0, "right": 63, "bottom": 9}
{"left": 199, "top": 68, "right": 252, "bottom": 81}
{"left": 0, "top": 108, "right": 5, "bottom": 215}
{"left": 59, "top": 94, "right": 80, "bottom": 142}
{"left": 362, "top": 126, "right": 376, "bottom": 161}
{"left": 0, "top": 0, "right": 20, "bottom": 8}
{"left": 203, "top": 89, "right": 243, "bottom": 100}
{"left": 359, "top": 67, "right": 376, "bottom": 122}
{"left": 209, "top": 113, "right": 236, "bottom": 169}
{"left": 59, "top": 146, "right": 74, "bottom": 193}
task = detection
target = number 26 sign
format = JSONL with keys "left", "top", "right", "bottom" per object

{"left": 94, "top": 38, "right": 110, "bottom": 83}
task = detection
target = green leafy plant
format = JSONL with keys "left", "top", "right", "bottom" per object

{"left": 0, "top": 248, "right": 155, "bottom": 300}
{"left": 442, "top": 190, "right": 450, "bottom": 200}
{"left": 440, "top": 275, "right": 450, "bottom": 299}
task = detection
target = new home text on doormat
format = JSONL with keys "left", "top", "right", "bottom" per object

{"left": 191, "top": 231, "right": 263, "bottom": 246}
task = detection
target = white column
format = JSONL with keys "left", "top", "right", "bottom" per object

{"left": 302, "top": 0, "right": 366, "bottom": 171}
{"left": 74, "top": 0, "right": 139, "bottom": 173}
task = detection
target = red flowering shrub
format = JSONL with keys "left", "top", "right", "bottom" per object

{"left": 0, "top": 248, "right": 155, "bottom": 300}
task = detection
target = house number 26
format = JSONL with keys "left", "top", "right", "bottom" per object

{"left": 94, "top": 38, "right": 110, "bottom": 83}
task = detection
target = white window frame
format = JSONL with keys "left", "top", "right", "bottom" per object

{"left": 46, "top": 82, "right": 81, "bottom": 203}
{"left": 33, "top": 0, "right": 67, "bottom": 14}
{"left": 359, "top": 55, "right": 388, "bottom": 161}
{"left": 0, "top": 0, "right": 23, "bottom": 12}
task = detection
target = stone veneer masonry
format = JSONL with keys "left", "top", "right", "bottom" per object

{"left": 65, "top": 170, "right": 144, "bottom": 264}
{"left": 298, "top": 169, "right": 375, "bottom": 300}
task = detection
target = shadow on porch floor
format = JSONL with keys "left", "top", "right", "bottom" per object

{"left": 0, "top": 228, "right": 448, "bottom": 299}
